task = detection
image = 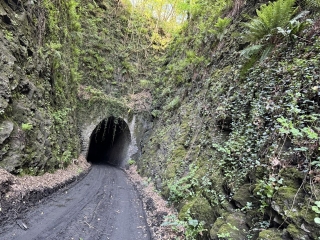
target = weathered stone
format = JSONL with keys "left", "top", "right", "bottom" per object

{"left": 287, "top": 224, "right": 311, "bottom": 240}
{"left": 2, "top": 153, "right": 21, "bottom": 172}
{"left": 210, "top": 212, "right": 249, "bottom": 240}
{"left": 232, "top": 183, "right": 259, "bottom": 208}
{"left": 179, "top": 196, "right": 217, "bottom": 227}
{"left": 0, "top": 97, "right": 8, "bottom": 110}
{"left": 279, "top": 167, "right": 304, "bottom": 189}
{"left": 0, "top": 4, "right": 6, "bottom": 16}
{"left": 0, "top": 76, "right": 10, "bottom": 99}
{"left": 0, "top": 121, "right": 14, "bottom": 144}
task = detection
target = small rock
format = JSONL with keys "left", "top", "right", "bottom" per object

{"left": 16, "top": 219, "right": 28, "bottom": 230}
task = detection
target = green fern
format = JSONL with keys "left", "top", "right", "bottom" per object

{"left": 240, "top": 44, "right": 263, "bottom": 59}
{"left": 244, "top": 0, "right": 298, "bottom": 43}
{"left": 214, "top": 17, "right": 232, "bottom": 41}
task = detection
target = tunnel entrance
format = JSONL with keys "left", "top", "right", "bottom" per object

{"left": 87, "top": 117, "right": 131, "bottom": 166}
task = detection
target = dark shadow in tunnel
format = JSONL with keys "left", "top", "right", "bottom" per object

{"left": 87, "top": 117, "right": 131, "bottom": 166}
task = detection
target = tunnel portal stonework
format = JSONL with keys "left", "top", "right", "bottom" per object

{"left": 80, "top": 115, "right": 142, "bottom": 167}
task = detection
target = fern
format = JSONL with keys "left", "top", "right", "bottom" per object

{"left": 240, "top": 44, "right": 263, "bottom": 59}
{"left": 208, "top": 17, "right": 232, "bottom": 41}
{"left": 244, "top": 0, "right": 298, "bottom": 43}
{"left": 240, "top": 44, "right": 274, "bottom": 62}
{"left": 240, "top": 0, "right": 300, "bottom": 75}
{"left": 214, "top": 17, "right": 232, "bottom": 41}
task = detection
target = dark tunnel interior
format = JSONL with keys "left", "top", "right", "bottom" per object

{"left": 87, "top": 117, "right": 131, "bottom": 166}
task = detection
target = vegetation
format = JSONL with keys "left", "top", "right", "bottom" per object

{"left": 21, "top": 123, "right": 33, "bottom": 131}
{"left": 137, "top": 0, "right": 320, "bottom": 239}
{"left": 1, "top": 0, "right": 320, "bottom": 238}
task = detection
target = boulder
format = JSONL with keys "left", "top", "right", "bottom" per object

{"left": 210, "top": 212, "right": 249, "bottom": 240}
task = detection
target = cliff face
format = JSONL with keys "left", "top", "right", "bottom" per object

{"left": 138, "top": 1, "right": 320, "bottom": 239}
{"left": 0, "top": 0, "right": 80, "bottom": 174}
{"left": 0, "top": 0, "right": 156, "bottom": 174}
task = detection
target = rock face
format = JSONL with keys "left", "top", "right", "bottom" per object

{"left": 136, "top": 1, "right": 320, "bottom": 239}
{"left": 0, "top": 0, "right": 80, "bottom": 174}
{"left": 0, "top": 0, "right": 155, "bottom": 174}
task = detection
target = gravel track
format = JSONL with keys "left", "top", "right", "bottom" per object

{"left": 0, "top": 165, "right": 151, "bottom": 240}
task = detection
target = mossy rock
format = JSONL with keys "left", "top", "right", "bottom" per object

{"left": 179, "top": 196, "right": 216, "bottom": 227}
{"left": 287, "top": 224, "right": 310, "bottom": 240}
{"left": 279, "top": 167, "right": 304, "bottom": 189}
{"left": 272, "top": 186, "right": 305, "bottom": 214}
{"left": 171, "top": 145, "right": 187, "bottom": 162}
{"left": 210, "top": 212, "right": 248, "bottom": 240}
{"left": 232, "top": 183, "right": 259, "bottom": 208}
{"left": 249, "top": 166, "right": 268, "bottom": 182}
{"left": 257, "top": 229, "right": 283, "bottom": 240}
{"left": 164, "top": 162, "right": 180, "bottom": 179}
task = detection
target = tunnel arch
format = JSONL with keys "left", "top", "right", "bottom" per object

{"left": 86, "top": 116, "right": 131, "bottom": 166}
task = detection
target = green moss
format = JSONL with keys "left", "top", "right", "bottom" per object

{"left": 277, "top": 186, "right": 299, "bottom": 200}
{"left": 165, "top": 162, "right": 180, "bottom": 179}
{"left": 179, "top": 199, "right": 195, "bottom": 220}
{"left": 179, "top": 196, "right": 216, "bottom": 226}
{"left": 287, "top": 224, "right": 309, "bottom": 239}
{"left": 279, "top": 167, "right": 304, "bottom": 188}
{"left": 257, "top": 229, "right": 282, "bottom": 240}
{"left": 232, "top": 183, "right": 258, "bottom": 208}
{"left": 171, "top": 146, "right": 187, "bottom": 162}
{"left": 210, "top": 213, "right": 248, "bottom": 240}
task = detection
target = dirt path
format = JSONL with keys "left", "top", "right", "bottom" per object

{"left": 0, "top": 165, "right": 151, "bottom": 240}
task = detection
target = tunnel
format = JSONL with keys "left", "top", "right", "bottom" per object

{"left": 87, "top": 117, "right": 131, "bottom": 166}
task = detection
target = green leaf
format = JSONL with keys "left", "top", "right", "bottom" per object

{"left": 293, "top": 147, "right": 308, "bottom": 152}
{"left": 290, "top": 128, "right": 302, "bottom": 137}
{"left": 279, "top": 128, "right": 290, "bottom": 134}
{"left": 302, "top": 127, "right": 319, "bottom": 139}
{"left": 315, "top": 201, "right": 320, "bottom": 208}
{"left": 311, "top": 206, "right": 320, "bottom": 214}
{"left": 314, "top": 217, "right": 320, "bottom": 224}
{"left": 188, "top": 219, "right": 199, "bottom": 227}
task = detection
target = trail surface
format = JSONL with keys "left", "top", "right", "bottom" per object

{"left": 0, "top": 165, "right": 151, "bottom": 240}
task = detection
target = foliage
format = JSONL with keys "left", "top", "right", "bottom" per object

{"left": 21, "top": 123, "right": 33, "bottom": 131}
{"left": 255, "top": 177, "right": 283, "bottom": 212}
{"left": 60, "top": 149, "right": 73, "bottom": 168}
{"left": 124, "top": 0, "right": 195, "bottom": 33}
{"left": 132, "top": 0, "right": 320, "bottom": 238}
{"left": 167, "top": 164, "right": 198, "bottom": 203}
{"left": 128, "top": 159, "right": 136, "bottom": 165}
{"left": 164, "top": 96, "right": 181, "bottom": 111}
{"left": 52, "top": 108, "right": 71, "bottom": 126}
{"left": 304, "top": 0, "right": 320, "bottom": 9}
{"left": 162, "top": 210, "right": 206, "bottom": 240}
{"left": 312, "top": 201, "right": 320, "bottom": 224}
{"left": 243, "top": 0, "right": 297, "bottom": 44}
{"left": 209, "top": 17, "right": 232, "bottom": 41}
{"left": 217, "top": 232, "right": 231, "bottom": 239}
{"left": 4, "top": 30, "right": 14, "bottom": 41}
{"left": 240, "top": 0, "right": 311, "bottom": 68}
